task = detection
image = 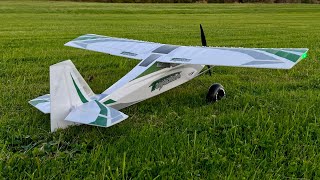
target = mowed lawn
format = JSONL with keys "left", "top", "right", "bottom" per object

{"left": 1, "top": 1, "right": 320, "bottom": 179}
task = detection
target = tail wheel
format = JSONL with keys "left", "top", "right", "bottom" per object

{"left": 206, "top": 83, "right": 225, "bottom": 103}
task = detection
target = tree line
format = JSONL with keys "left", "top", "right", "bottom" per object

{"left": 59, "top": 0, "right": 319, "bottom": 3}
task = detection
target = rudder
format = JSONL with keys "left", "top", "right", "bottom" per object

{"left": 50, "top": 60, "right": 95, "bottom": 132}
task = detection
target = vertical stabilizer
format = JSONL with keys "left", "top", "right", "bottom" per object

{"left": 50, "top": 60, "right": 94, "bottom": 132}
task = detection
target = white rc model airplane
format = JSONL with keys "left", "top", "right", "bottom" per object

{"left": 29, "top": 25, "right": 308, "bottom": 132}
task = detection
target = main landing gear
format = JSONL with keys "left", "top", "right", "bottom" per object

{"left": 199, "top": 24, "right": 225, "bottom": 103}
{"left": 206, "top": 83, "right": 225, "bottom": 103}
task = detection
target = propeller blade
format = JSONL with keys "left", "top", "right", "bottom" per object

{"left": 200, "top": 24, "right": 212, "bottom": 76}
{"left": 200, "top": 24, "right": 207, "bottom": 47}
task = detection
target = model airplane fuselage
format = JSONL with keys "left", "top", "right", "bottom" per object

{"left": 29, "top": 25, "right": 308, "bottom": 132}
{"left": 102, "top": 63, "right": 204, "bottom": 109}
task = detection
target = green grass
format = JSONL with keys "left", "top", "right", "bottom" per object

{"left": 1, "top": 1, "right": 320, "bottom": 179}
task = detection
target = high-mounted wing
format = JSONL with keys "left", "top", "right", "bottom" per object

{"left": 65, "top": 34, "right": 308, "bottom": 69}
{"left": 65, "top": 34, "right": 164, "bottom": 60}
{"left": 157, "top": 47, "right": 308, "bottom": 69}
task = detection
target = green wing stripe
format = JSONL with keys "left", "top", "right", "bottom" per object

{"left": 70, "top": 74, "right": 88, "bottom": 103}
{"left": 90, "top": 116, "right": 107, "bottom": 127}
{"left": 282, "top": 49, "right": 307, "bottom": 53}
{"left": 257, "top": 49, "right": 301, "bottom": 62}
{"left": 95, "top": 100, "right": 108, "bottom": 116}
{"left": 74, "top": 35, "right": 101, "bottom": 41}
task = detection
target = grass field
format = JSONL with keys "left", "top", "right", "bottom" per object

{"left": 1, "top": 1, "right": 320, "bottom": 179}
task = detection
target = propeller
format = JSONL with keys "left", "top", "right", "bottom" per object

{"left": 200, "top": 24, "right": 212, "bottom": 76}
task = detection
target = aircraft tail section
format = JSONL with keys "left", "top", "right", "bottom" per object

{"left": 29, "top": 60, "right": 129, "bottom": 132}
{"left": 49, "top": 60, "right": 97, "bottom": 132}
{"left": 29, "top": 60, "right": 96, "bottom": 132}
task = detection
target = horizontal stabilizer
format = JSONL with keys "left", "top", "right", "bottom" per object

{"left": 29, "top": 94, "right": 51, "bottom": 114}
{"left": 65, "top": 100, "right": 128, "bottom": 127}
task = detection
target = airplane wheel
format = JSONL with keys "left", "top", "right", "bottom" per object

{"left": 206, "top": 83, "right": 225, "bottom": 103}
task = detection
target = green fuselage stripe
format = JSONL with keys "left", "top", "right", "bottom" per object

{"left": 135, "top": 63, "right": 163, "bottom": 80}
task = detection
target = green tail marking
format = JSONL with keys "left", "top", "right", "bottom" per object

{"left": 70, "top": 74, "right": 88, "bottom": 103}
{"left": 103, "top": 99, "right": 116, "bottom": 105}
{"left": 90, "top": 116, "right": 107, "bottom": 127}
{"left": 89, "top": 101, "right": 110, "bottom": 126}
{"left": 95, "top": 100, "right": 108, "bottom": 116}
{"left": 29, "top": 100, "right": 49, "bottom": 106}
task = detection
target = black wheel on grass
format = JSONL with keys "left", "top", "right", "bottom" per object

{"left": 206, "top": 83, "right": 225, "bottom": 103}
